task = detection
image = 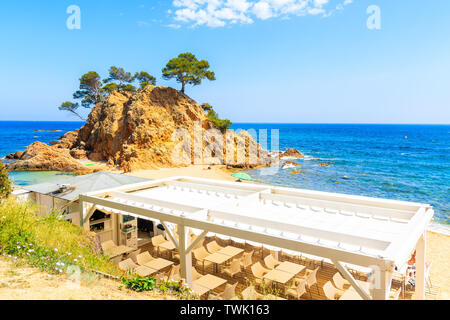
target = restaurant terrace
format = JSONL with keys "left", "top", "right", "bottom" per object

{"left": 79, "top": 176, "right": 434, "bottom": 300}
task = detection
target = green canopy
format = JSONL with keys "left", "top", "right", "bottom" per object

{"left": 230, "top": 172, "right": 253, "bottom": 181}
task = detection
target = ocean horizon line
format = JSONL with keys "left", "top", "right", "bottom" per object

{"left": 0, "top": 120, "right": 449, "bottom": 126}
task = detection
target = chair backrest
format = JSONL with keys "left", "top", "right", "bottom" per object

{"left": 101, "top": 240, "right": 116, "bottom": 251}
{"left": 264, "top": 255, "right": 276, "bottom": 269}
{"left": 231, "top": 259, "right": 241, "bottom": 273}
{"left": 128, "top": 249, "right": 142, "bottom": 263}
{"left": 242, "top": 250, "right": 253, "bottom": 268}
{"left": 307, "top": 267, "right": 319, "bottom": 287}
{"left": 296, "top": 280, "right": 307, "bottom": 298}
{"left": 323, "top": 281, "right": 338, "bottom": 300}
{"left": 251, "top": 262, "right": 266, "bottom": 279}
{"left": 118, "top": 258, "right": 137, "bottom": 272}
{"left": 136, "top": 251, "right": 153, "bottom": 266}
{"left": 221, "top": 282, "right": 238, "bottom": 300}
{"left": 168, "top": 264, "right": 180, "bottom": 281}
{"left": 194, "top": 246, "right": 209, "bottom": 260}
{"left": 332, "top": 272, "right": 346, "bottom": 290}
{"left": 390, "top": 287, "right": 402, "bottom": 300}
{"left": 242, "top": 286, "right": 260, "bottom": 300}
{"left": 192, "top": 268, "right": 203, "bottom": 281}
{"left": 152, "top": 235, "right": 166, "bottom": 246}
{"left": 206, "top": 241, "right": 221, "bottom": 254}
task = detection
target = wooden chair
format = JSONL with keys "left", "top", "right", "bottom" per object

{"left": 240, "top": 250, "right": 254, "bottom": 274}
{"left": 126, "top": 249, "right": 142, "bottom": 263}
{"left": 264, "top": 254, "right": 281, "bottom": 270}
{"left": 222, "top": 259, "right": 241, "bottom": 278}
{"left": 111, "top": 255, "right": 123, "bottom": 265}
{"left": 241, "top": 286, "right": 263, "bottom": 300}
{"left": 389, "top": 287, "right": 402, "bottom": 300}
{"left": 118, "top": 258, "right": 138, "bottom": 272}
{"left": 286, "top": 279, "right": 307, "bottom": 300}
{"left": 152, "top": 235, "right": 168, "bottom": 256}
{"left": 136, "top": 251, "right": 154, "bottom": 266}
{"left": 192, "top": 267, "right": 203, "bottom": 281}
{"left": 208, "top": 282, "right": 239, "bottom": 300}
{"left": 323, "top": 281, "right": 343, "bottom": 300}
{"left": 101, "top": 240, "right": 116, "bottom": 251}
{"left": 193, "top": 247, "right": 213, "bottom": 273}
{"left": 251, "top": 262, "right": 272, "bottom": 288}
{"left": 206, "top": 240, "right": 224, "bottom": 254}
{"left": 297, "top": 266, "right": 320, "bottom": 297}
{"left": 156, "top": 264, "right": 180, "bottom": 282}
{"left": 332, "top": 272, "right": 350, "bottom": 290}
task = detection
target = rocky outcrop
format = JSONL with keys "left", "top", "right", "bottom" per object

{"left": 6, "top": 142, "right": 91, "bottom": 172}
{"left": 281, "top": 148, "right": 304, "bottom": 158}
{"left": 7, "top": 86, "right": 272, "bottom": 172}
{"left": 5, "top": 151, "right": 24, "bottom": 160}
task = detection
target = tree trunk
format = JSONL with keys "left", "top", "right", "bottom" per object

{"left": 181, "top": 81, "right": 185, "bottom": 93}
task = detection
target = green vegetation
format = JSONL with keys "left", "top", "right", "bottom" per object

{"left": 59, "top": 101, "right": 84, "bottom": 121}
{"left": 121, "top": 276, "right": 197, "bottom": 300}
{"left": 121, "top": 275, "right": 155, "bottom": 292}
{"left": 0, "top": 163, "right": 11, "bottom": 200}
{"left": 0, "top": 198, "right": 119, "bottom": 277}
{"left": 162, "top": 53, "right": 215, "bottom": 93}
{"left": 202, "top": 103, "right": 232, "bottom": 133}
{"left": 59, "top": 67, "right": 156, "bottom": 118}
{"left": 134, "top": 71, "right": 157, "bottom": 89}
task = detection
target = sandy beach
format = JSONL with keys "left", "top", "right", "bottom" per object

{"left": 129, "top": 165, "right": 450, "bottom": 299}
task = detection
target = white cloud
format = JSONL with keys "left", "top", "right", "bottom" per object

{"left": 253, "top": 1, "right": 273, "bottom": 20}
{"left": 170, "top": 0, "right": 352, "bottom": 27}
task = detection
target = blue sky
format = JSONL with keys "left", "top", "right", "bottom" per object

{"left": 0, "top": 0, "right": 449, "bottom": 123}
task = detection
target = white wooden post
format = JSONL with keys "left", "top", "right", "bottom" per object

{"left": 415, "top": 233, "right": 426, "bottom": 300}
{"left": 371, "top": 264, "right": 393, "bottom": 300}
{"left": 178, "top": 224, "right": 193, "bottom": 287}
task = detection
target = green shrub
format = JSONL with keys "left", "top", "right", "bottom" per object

{"left": 206, "top": 108, "right": 232, "bottom": 133}
{"left": 121, "top": 276, "right": 156, "bottom": 292}
{"left": 0, "top": 163, "right": 11, "bottom": 200}
{"left": 0, "top": 198, "right": 119, "bottom": 277}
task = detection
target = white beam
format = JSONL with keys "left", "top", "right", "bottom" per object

{"left": 415, "top": 233, "right": 426, "bottom": 300}
{"left": 160, "top": 221, "right": 179, "bottom": 249}
{"left": 187, "top": 230, "right": 208, "bottom": 253}
{"left": 332, "top": 259, "right": 372, "bottom": 300}
{"left": 178, "top": 224, "right": 193, "bottom": 286}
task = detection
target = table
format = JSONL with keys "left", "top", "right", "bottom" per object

{"left": 263, "top": 269, "right": 295, "bottom": 285}
{"left": 144, "top": 258, "right": 174, "bottom": 272}
{"left": 135, "top": 265, "right": 158, "bottom": 277}
{"left": 276, "top": 262, "right": 305, "bottom": 275}
{"left": 218, "top": 246, "right": 244, "bottom": 257}
{"left": 205, "top": 252, "right": 231, "bottom": 273}
{"left": 192, "top": 283, "right": 210, "bottom": 297}
{"left": 194, "top": 274, "right": 227, "bottom": 290}
{"left": 159, "top": 241, "right": 177, "bottom": 259}
{"left": 105, "top": 245, "right": 135, "bottom": 259}
{"left": 339, "top": 280, "right": 372, "bottom": 300}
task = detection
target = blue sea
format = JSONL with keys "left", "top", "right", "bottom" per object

{"left": 1, "top": 121, "right": 449, "bottom": 228}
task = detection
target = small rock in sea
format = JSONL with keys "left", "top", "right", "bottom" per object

{"left": 281, "top": 148, "right": 304, "bottom": 158}
{"left": 319, "top": 163, "right": 331, "bottom": 167}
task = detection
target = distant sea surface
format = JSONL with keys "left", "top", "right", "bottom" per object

{"left": 1, "top": 121, "right": 449, "bottom": 228}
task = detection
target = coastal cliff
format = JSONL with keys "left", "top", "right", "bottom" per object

{"left": 6, "top": 86, "right": 271, "bottom": 173}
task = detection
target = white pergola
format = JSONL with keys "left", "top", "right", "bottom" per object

{"left": 79, "top": 176, "right": 434, "bottom": 300}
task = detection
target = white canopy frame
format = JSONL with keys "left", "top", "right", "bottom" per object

{"left": 79, "top": 176, "right": 433, "bottom": 300}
